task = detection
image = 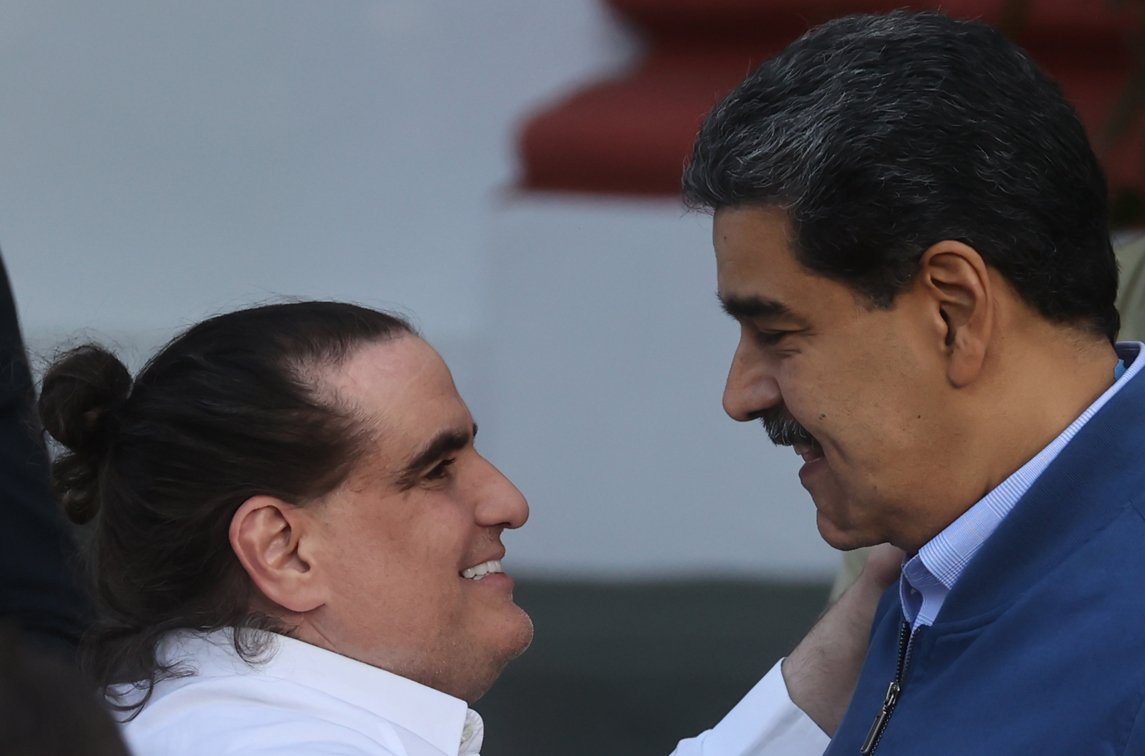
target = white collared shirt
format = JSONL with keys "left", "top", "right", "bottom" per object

{"left": 114, "top": 629, "right": 483, "bottom": 756}
{"left": 671, "top": 661, "right": 828, "bottom": 755}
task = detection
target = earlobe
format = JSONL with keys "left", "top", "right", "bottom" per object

{"left": 230, "top": 495, "right": 325, "bottom": 615}
{"left": 918, "top": 241, "right": 993, "bottom": 388}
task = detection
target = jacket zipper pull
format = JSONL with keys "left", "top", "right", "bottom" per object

{"left": 859, "top": 680, "right": 900, "bottom": 755}
{"left": 859, "top": 620, "right": 912, "bottom": 754}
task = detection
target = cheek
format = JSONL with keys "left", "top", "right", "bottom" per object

{"left": 320, "top": 518, "right": 429, "bottom": 601}
{"left": 780, "top": 373, "right": 849, "bottom": 443}
{"left": 330, "top": 546, "right": 467, "bottom": 642}
{"left": 320, "top": 496, "right": 478, "bottom": 603}
{"left": 349, "top": 537, "right": 452, "bottom": 588}
{"left": 791, "top": 365, "right": 917, "bottom": 452}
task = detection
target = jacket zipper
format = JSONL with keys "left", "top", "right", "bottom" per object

{"left": 859, "top": 620, "right": 916, "bottom": 755}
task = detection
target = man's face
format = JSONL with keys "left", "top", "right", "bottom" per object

{"left": 301, "top": 335, "right": 533, "bottom": 702}
{"left": 714, "top": 205, "right": 952, "bottom": 551}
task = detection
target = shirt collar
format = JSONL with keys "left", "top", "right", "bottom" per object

{"left": 460, "top": 709, "right": 484, "bottom": 756}
{"left": 161, "top": 629, "right": 481, "bottom": 756}
{"left": 900, "top": 342, "right": 1143, "bottom": 628}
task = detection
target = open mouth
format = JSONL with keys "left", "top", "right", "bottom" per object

{"left": 460, "top": 559, "right": 504, "bottom": 581}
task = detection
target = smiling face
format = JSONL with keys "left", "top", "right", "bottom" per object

{"left": 714, "top": 205, "right": 958, "bottom": 551}
{"left": 297, "top": 335, "right": 533, "bottom": 702}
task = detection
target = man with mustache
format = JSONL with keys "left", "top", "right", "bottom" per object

{"left": 681, "top": 9, "right": 1145, "bottom": 754}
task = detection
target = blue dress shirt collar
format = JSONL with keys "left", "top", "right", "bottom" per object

{"left": 900, "top": 342, "right": 1142, "bottom": 629}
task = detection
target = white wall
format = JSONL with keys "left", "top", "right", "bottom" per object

{"left": 0, "top": 0, "right": 840, "bottom": 579}
{"left": 481, "top": 196, "right": 838, "bottom": 578}
{"left": 0, "top": 0, "right": 635, "bottom": 345}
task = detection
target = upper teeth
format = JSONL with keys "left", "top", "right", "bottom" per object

{"left": 461, "top": 560, "right": 503, "bottom": 580}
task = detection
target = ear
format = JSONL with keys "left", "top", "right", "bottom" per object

{"left": 916, "top": 241, "right": 993, "bottom": 388}
{"left": 229, "top": 495, "right": 325, "bottom": 614}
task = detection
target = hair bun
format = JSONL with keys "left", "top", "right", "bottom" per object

{"left": 38, "top": 345, "right": 132, "bottom": 523}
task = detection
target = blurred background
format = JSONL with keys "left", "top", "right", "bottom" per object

{"left": 1, "top": 1, "right": 1141, "bottom": 753}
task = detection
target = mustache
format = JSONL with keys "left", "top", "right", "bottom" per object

{"left": 760, "top": 407, "right": 816, "bottom": 448}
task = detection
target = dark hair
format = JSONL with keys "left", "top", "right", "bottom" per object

{"left": 37, "top": 301, "right": 414, "bottom": 707}
{"left": 683, "top": 10, "right": 1120, "bottom": 341}
{"left": 0, "top": 624, "right": 130, "bottom": 756}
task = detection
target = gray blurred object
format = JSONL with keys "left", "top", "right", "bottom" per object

{"left": 1117, "top": 233, "right": 1145, "bottom": 341}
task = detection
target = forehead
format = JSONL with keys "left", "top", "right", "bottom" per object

{"left": 319, "top": 335, "right": 471, "bottom": 452}
{"left": 713, "top": 206, "right": 814, "bottom": 312}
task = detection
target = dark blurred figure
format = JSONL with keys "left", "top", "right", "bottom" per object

{"left": 0, "top": 624, "right": 129, "bottom": 756}
{"left": 0, "top": 252, "right": 89, "bottom": 656}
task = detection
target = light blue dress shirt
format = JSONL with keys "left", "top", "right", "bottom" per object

{"left": 900, "top": 341, "right": 1143, "bottom": 630}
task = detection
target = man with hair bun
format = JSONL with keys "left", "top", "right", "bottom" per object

{"left": 39, "top": 300, "right": 892, "bottom": 755}
{"left": 682, "top": 8, "right": 1145, "bottom": 754}
{"left": 40, "top": 302, "right": 532, "bottom": 755}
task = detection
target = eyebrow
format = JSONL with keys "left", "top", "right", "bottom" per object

{"left": 718, "top": 293, "right": 795, "bottom": 321}
{"left": 394, "top": 423, "right": 478, "bottom": 490}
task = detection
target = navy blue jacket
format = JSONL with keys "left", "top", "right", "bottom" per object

{"left": 829, "top": 361, "right": 1145, "bottom": 754}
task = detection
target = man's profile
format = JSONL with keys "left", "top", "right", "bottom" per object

{"left": 683, "top": 9, "right": 1145, "bottom": 753}
{"left": 39, "top": 303, "right": 531, "bottom": 755}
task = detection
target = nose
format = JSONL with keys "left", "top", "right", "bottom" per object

{"left": 474, "top": 456, "right": 530, "bottom": 530}
{"left": 722, "top": 330, "right": 782, "bottom": 421}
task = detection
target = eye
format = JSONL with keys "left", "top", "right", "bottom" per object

{"left": 754, "top": 328, "right": 789, "bottom": 346}
{"left": 425, "top": 458, "right": 456, "bottom": 481}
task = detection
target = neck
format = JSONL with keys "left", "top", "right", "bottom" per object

{"left": 897, "top": 322, "right": 1119, "bottom": 553}
{"left": 967, "top": 323, "right": 1117, "bottom": 514}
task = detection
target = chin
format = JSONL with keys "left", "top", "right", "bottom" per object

{"left": 488, "top": 607, "right": 536, "bottom": 670}
{"left": 502, "top": 605, "right": 535, "bottom": 659}
{"left": 815, "top": 511, "right": 877, "bottom": 551}
{"left": 462, "top": 614, "right": 535, "bottom": 704}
